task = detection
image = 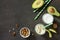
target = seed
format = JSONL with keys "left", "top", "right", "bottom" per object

{"left": 53, "top": 23, "right": 57, "bottom": 28}
{"left": 12, "top": 32, "right": 16, "bottom": 37}
{"left": 49, "top": 8, "right": 55, "bottom": 13}
{"left": 16, "top": 23, "right": 19, "bottom": 28}
{"left": 9, "top": 30, "right": 11, "bottom": 33}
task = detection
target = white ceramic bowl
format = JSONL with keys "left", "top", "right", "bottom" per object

{"left": 20, "top": 27, "right": 30, "bottom": 38}
{"left": 42, "top": 13, "right": 54, "bottom": 24}
{"left": 35, "top": 24, "right": 46, "bottom": 35}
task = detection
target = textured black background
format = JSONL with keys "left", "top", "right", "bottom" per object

{"left": 0, "top": 0, "right": 60, "bottom": 40}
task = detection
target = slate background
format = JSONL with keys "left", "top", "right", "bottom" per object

{"left": 0, "top": 0, "right": 60, "bottom": 40}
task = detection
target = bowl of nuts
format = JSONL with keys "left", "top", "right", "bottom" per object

{"left": 20, "top": 27, "right": 30, "bottom": 38}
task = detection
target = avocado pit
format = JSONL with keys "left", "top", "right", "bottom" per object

{"left": 49, "top": 8, "right": 55, "bottom": 13}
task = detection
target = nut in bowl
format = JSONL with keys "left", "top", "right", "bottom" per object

{"left": 20, "top": 27, "right": 30, "bottom": 38}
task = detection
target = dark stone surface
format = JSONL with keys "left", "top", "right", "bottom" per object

{"left": 0, "top": 0, "right": 60, "bottom": 40}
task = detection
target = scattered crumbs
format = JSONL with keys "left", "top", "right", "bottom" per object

{"left": 9, "top": 30, "right": 11, "bottom": 33}
{"left": 12, "top": 28, "right": 15, "bottom": 30}
{"left": 16, "top": 23, "right": 19, "bottom": 28}
{"left": 12, "top": 31, "right": 16, "bottom": 37}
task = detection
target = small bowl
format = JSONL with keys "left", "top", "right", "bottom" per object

{"left": 42, "top": 13, "right": 54, "bottom": 24}
{"left": 35, "top": 24, "right": 46, "bottom": 35}
{"left": 20, "top": 27, "right": 30, "bottom": 38}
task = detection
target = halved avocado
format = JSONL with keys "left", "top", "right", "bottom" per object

{"left": 32, "top": 0, "right": 44, "bottom": 9}
{"left": 47, "top": 6, "right": 60, "bottom": 16}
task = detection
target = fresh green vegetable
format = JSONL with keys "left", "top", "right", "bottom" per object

{"left": 33, "top": 0, "right": 49, "bottom": 12}
{"left": 34, "top": 0, "right": 51, "bottom": 20}
{"left": 32, "top": 0, "right": 44, "bottom": 9}
{"left": 46, "top": 29, "right": 52, "bottom": 38}
{"left": 49, "top": 29, "right": 57, "bottom": 33}
{"left": 47, "top": 6, "right": 60, "bottom": 16}
{"left": 45, "top": 23, "right": 53, "bottom": 28}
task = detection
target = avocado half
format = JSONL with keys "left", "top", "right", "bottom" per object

{"left": 32, "top": 0, "right": 44, "bottom": 9}
{"left": 47, "top": 6, "right": 60, "bottom": 16}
